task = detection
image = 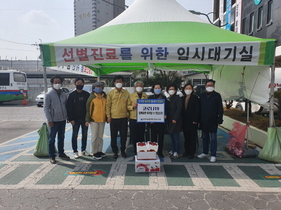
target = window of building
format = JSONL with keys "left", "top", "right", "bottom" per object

{"left": 230, "top": 23, "right": 234, "bottom": 31}
{"left": 213, "top": 0, "right": 219, "bottom": 20}
{"left": 249, "top": 13, "right": 254, "bottom": 35}
{"left": 193, "top": 79, "right": 207, "bottom": 85}
{"left": 242, "top": 18, "right": 246, "bottom": 34}
{"left": 267, "top": 0, "right": 273, "bottom": 25}
{"left": 193, "top": 79, "right": 202, "bottom": 85}
{"left": 257, "top": 6, "right": 263, "bottom": 30}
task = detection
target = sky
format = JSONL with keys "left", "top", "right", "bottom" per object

{"left": 0, "top": 0, "right": 212, "bottom": 61}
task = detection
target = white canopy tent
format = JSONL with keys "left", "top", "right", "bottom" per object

{"left": 39, "top": 0, "right": 276, "bottom": 125}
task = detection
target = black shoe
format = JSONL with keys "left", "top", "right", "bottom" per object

{"left": 121, "top": 152, "right": 127, "bottom": 158}
{"left": 98, "top": 152, "right": 107, "bottom": 158}
{"left": 182, "top": 152, "right": 189, "bottom": 157}
{"left": 188, "top": 155, "right": 194, "bottom": 159}
{"left": 93, "top": 153, "right": 102, "bottom": 160}
{"left": 158, "top": 153, "right": 164, "bottom": 158}
{"left": 113, "top": 153, "right": 118, "bottom": 159}
{"left": 50, "top": 157, "right": 56, "bottom": 164}
{"left": 59, "top": 153, "right": 70, "bottom": 160}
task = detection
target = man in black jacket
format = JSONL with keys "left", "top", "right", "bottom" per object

{"left": 66, "top": 78, "right": 90, "bottom": 159}
{"left": 198, "top": 79, "right": 223, "bottom": 163}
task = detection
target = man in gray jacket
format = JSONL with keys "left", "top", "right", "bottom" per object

{"left": 44, "top": 76, "right": 69, "bottom": 164}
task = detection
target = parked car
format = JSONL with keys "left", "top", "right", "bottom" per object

{"left": 36, "top": 87, "right": 70, "bottom": 107}
{"left": 143, "top": 87, "right": 153, "bottom": 96}
{"left": 80, "top": 84, "right": 94, "bottom": 94}
{"left": 232, "top": 99, "right": 279, "bottom": 115}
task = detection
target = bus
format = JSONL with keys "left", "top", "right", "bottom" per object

{"left": 0, "top": 70, "right": 28, "bottom": 104}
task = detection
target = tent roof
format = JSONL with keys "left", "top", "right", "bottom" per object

{"left": 40, "top": 0, "right": 276, "bottom": 75}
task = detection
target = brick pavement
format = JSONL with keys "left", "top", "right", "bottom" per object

{"left": 1, "top": 124, "right": 281, "bottom": 193}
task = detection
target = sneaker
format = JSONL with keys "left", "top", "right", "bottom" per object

{"left": 98, "top": 152, "right": 107, "bottom": 158}
{"left": 210, "top": 156, "right": 216, "bottom": 163}
{"left": 172, "top": 152, "right": 179, "bottom": 159}
{"left": 121, "top": 151, "right": 127, "bottom": 158}
{"left": 93, "top": 153, "right": 102, "bottom": 160}
{"left": 113, "top": 153, "right": 118, "bottom": 159}
{"left": 198, "top": 153, "right": 208, "bottom": 159}
{"left": 168, "top": 150, "right": 173, "bottom": 157}
{"left": 59, "top": 153, "right": 70, "bottom": 160}
{"left": 81, "top": 150, "right": 90, "bottom": 156}
{"left": 50, "top": 157, "right": 56, "bottom": 164}
{"left": 73, "top": 152, "right": 79, "bottom": 159}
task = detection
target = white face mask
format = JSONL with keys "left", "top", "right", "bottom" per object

{"left": 206, "top": 87, "right": 214, "bottom": 92}
{"left": 136, "top": 87, "right": 143, "bottom": 92}
{"left": 168, "top": 90, "right": 175, "bottom": 95}
{"left": 185, "top": 90, "right": 192, "bottom": 95}
{"left": 115, "top": 83, "right": 122, "bottom": 88}
{"left": 53, "top": 84, "right": 61, "bottom": 90}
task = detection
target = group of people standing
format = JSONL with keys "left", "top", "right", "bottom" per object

{"left": 166, "top": 81, "right": 223, "bottom": 163}
{"left": 44, "top": 74, "right": 223, "bottom": 164}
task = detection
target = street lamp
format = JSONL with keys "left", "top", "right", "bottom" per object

{"left": 189, "top": 10, "right": 227, "bottom": 28}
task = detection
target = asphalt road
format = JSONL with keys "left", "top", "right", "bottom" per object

{"left": 0, "top": 100, "right": 46, "bottom": 144}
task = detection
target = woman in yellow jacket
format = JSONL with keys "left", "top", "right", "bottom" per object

{"left": 127, "top": 81, "right": 148, "bottom": 155}
{"left": 85, "top": 82, "right": 107, "bottom": 160}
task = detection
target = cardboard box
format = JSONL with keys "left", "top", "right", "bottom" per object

{"left": 137, "top": 151, "right": 157, "bottom": 160}
{"left": 136, "top": 142, "right": 147, "bottom": 152}
{"left": 136, "top": 142, "right": 158, "bottom": 153}
{"left": 135, "top": 156, "right": 160, "bottom": 173}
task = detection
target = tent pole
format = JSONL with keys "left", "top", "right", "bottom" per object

{"left": 97, "top": 68, "right": 100, "bottom": 82}
{"left": 246, "top": 99, "right": 249, "bottom": 149}
{"left": 269, "top": 64, "right": 275, "bottom": 127}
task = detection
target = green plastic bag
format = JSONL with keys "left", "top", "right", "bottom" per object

{"left": 258, "top": 127, "right": 281, "bottom": 163}
{"left": 33, "top": 123, "right": 49, "bottom": 157}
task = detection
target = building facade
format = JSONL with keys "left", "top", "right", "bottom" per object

{"left": 213, "top": 0, "right": 281, "bottom": 46}
{"left": 241, "top": 0, "right": 281, "bottom": 47}
{"left": 74, "top": 0, "right": 125, "bottom": 36}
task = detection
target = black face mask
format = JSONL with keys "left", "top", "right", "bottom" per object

{"left": 76, "top": 85, "right": 84, "bottom": 90}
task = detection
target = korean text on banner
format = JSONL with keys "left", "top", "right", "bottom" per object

{"left": 136, "top": 99, "right": 165, "bottom": 123}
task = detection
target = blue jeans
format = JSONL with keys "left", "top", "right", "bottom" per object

{"left": 170, "top": 133, "right": 180, "bottom": 153}
{"left": 202, "top": 131, "right": 217, "bottom": 157}
{"left": 71, "top": 119, "right": 88, "bottom": 152}
{"left": 49, "top": 120, "right": 66, "bottom": 157}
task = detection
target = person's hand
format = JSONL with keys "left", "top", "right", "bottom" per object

{"left": 48, "top": 122, "right": 54, "bottom": 127}
{"left": 172, "top": 120, "right": 176, "bottom": 124}
{"left": 85, "top": 122, "right": 89, "bottom": 127}
{"left": 107, "top": 117, "right": 112, "bottom": 124}
{"left": 164, "top": 115, "right": 167, "bottom": 119}
{"left": 133, "top": 103, "right": 138, "bottom": 109}
{"left": 70, "top": 120, "right": 75, "bottom": 125}
{"left": 192, "top": 122, "right": 197, "bottom": 124}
